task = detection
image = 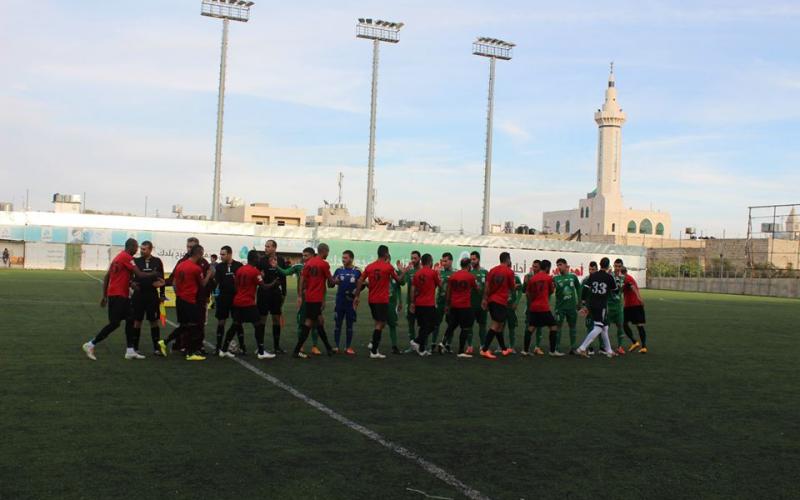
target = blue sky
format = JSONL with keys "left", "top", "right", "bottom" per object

{"left": 1, "top": 0, "right": 799, "bottom": 237}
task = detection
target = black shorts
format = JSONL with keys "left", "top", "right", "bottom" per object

{"left": 215, "top": 294, "right": 234, "bottom": 320}
{"left": 176, "top": 298, "right": 202, "bottom": 325}
{"left": 624, "top": 305, "right": 646, "bottom": 324}
{"left": 232, "top": 306, "right": 260, "bottom": 325}
{"left": 415, "top": 306, "right": 437, "bottom": 332}
{"left": 257, "top": 291, "right": 284, "bottom": 316}
{"left": 107, "top": 296, "right": 131, "bottom": 325}
{"left": 488, "top": 302, "right": 508, "bottom": 323}
{"left": 131, "top": 293, "right": 159, "bottom": 322}
{"left": 304, "top": 302, "right": 323, "bottom": 321}
{"left": 369, "top": 303, "right": 389, "bottom": 323}
{"left": 527, "top": 311, "right": 557, "bottom": 328}
{"left": 447, "top": 307, "right": 475, "bottom": 330}
{"left": 589, "top": 306, "right": 609, "bottom": 327}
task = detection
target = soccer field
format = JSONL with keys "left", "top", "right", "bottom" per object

{"left": 1, "top": 270, "right": 798, "bottom": 500}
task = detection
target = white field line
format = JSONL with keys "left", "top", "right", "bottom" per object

{"left": 81, "top": 271, "right": 491, "bottom": 500}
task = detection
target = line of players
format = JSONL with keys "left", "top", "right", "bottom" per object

{"left": 81, "top": 236, "right": 649, "bottom": 361}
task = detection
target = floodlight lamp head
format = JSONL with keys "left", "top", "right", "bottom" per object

{"left": 356, "top": 17, "right": 404, "bottom": 43}
{"left": 201, "top": 0, "right": 253, "bottom": 22}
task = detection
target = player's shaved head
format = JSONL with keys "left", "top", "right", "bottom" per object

{"left": 124, "top": 238, "right": 138, "bottom": 253}
{"left": 377, "top": 245, "right": 389, "bottom": 258}
{"left": 500, "top": 252, "right": 511, "bottom": 264}
{"left": 540, "top": 259, "right": 552, "bottom": 272}
{"left": 191, "top": 245, "right": 204, "bottom": 257}
{"left": 187, "top": 237, "right": 199, "bottom": 245}
{"left": 460, "top": 258, "right": 470, "bottom": 269}
{"left": 317, "top": 243, "right": 329, "bottom": 258}
{"left": 247, "top": 249, "right": 259, "bottom": 265}
{"left": 421, "top": 254, "right": 433, "bottom": 266}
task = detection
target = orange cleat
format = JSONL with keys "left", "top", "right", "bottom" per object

{"left": 501, "top": 348, "right": 514, "bottom": 357}
{"left": 345, "top": 347, "right": 356, "bottom": 356}
{"left": 480, "top": 349, "right": 497, "bottom": 360}
{"left": 532, "top": 347, "right": 545, "bottom": 356}
{"left": 311, "top": 346, "right": 322, "bottom": 356}
{"left": 465, "top": 346, "right": 474, "bottom": 355}
{"left": 615, "top": 347, "right": 626, "bottom": 356}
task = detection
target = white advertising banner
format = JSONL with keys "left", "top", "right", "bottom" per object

{"left": 24, "top": 243, "right": 66, "bottom": 270}
{"left": 81, "top": 245, "right": 112, "bottom": 271}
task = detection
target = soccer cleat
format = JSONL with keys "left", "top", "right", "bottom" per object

{"left": 437, "top": 343, "right": 446, "bottom": 354}
{"left": 345, "top": 347, "right": 356, "bottom": 356}
{"left": 520, "top": 350, "right": 531, "bottom": 357}
{"left": 465, "top": 346, "right": 475, "bottom": 355}
{"left": 639, "top": 347, "right": 648, "bottom": 354}
{"left": 293, "top": 352, "right": 309, "bottom": 359}
{"left": 628, "top": 341, "right": 641, "bottom": 352}
{"left": 153, "top": 350, "right": 165, "bottom": 357}
{"left": 418, "top": 350, "right": 432, "bottom": 357}
{"left": 157, "top": 340, "right": 168, "bottom": 357}
{"left": 218, "top": 350, "right": 235, "bottom": 359}
{"left": 568, "top": 348, "right": 577, "bottom": 356}
{"left": 275, "top": 348, "right": 286, "bottom": 355}
{"left": 457, "top": 353, "right": 473, "bottom": 358}
{"left": 480, "top": 349, "right": 497, "bottom": 360}
{"left": 501, "top": 348, "right": 514, "bottom": 357}
{"left": 125, "top": 352, "right": 146, "bottom": 360}
{"left": 258, "top": 351, "right": 277, "bottom": 360}
{"left": 409, "top": 340, "right": 420, "bottom": 353}
{"left": 601, "top": 350, "right": 615, "bottom": 358}
{"left": 549, "top": 351, "right": 565, "bottom": 357}
{"left": 370, "top": 351, "right": 386, "bottom": 359}
{"left": 444, "top": 345, "right": 453, "bottom": 354}
{"left": 533, "top": 347, "right": 545, "bottom": 356}
{"left": 391, "top": 346, "right": 402, "bottom": 355}
{"left": 185, "top": 354, "right": 206, "bottom": 361}
{"left": 615, "top": 347, "right": 626, "bottom": 356}
{"left": 332, "top": 347, "right": 340, "bottom": 354}
{"left": 82, "top": 342, "right": 97, "bottom": 361}
{"left": 575, "top": 348, "right": 589, "bottom": 358}
{"left": 311, "top": 346, "right": 322, "bottom": 356}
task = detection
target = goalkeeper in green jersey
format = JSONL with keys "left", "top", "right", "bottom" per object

{"left": 400, "top": 251, "right": 422, "bottom": 352}
{"left": 466, "top": 251, "right": 488, "bottom": 354}
{"left": 611, "top": 258, "right": 638, "bottom": 354}
{"left": 433, "top": 252, "right": 454, "bottom": 353}
{"left": 501, "top": 273, "right": 523, "bottom": 353}
{"left": 553, "top": 258, "right": 581, "bottom": 355}
{"left": 277, "top": 247, "right": 319, "bottom": 355}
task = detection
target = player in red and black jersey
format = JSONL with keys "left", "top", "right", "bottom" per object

{"left": 479, "top": 252, "right": 516, "bottom": 359}
{"left": 409, "top": 254, "right": 441, "bottom": 356}
{"left": 442, "top": 258, "right": 478, "bottom": 357}
{"left": 621, "top": 266, "right": 648, "bottom": 353}
{"left": 293, "top": 243, "right": 335, "bottom": 358}
{"left": 82, "top": 238, "right": 157, "bottom": 361}
{"left": 165, "top": 237, "right": 212, "bottom": 352}
{"left": 524, "top": 259, "right": 562, "bottom": 357}
{"left": 354, "top": 244, "right": 403, "bottom": 359}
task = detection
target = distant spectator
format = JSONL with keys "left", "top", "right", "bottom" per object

{"left": 2, "top": 248, "right": 9, "bottom": 268}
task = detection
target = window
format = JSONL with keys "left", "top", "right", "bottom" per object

{"left": 627, "top": 220, "right": 636, "bottom": 233}
{"left": 565, "top": 220, "right": 571, "bottom": 233}
{"left": 586, "top": 207, "right": 590, "bottom": 218}
{"left": 611, "top": 223, "right": 616, "bottom": 233}
{"left": 656, "top": 223, "right": 665, "bottom": 236}
{"left": 639, "top": 219, "right": 653, "bottom": 235}
{"left": 555, "top": 221, "right": 561, "bottom": 233}
{"left": 277, "top": 220, "right": 286, "bottom": 227}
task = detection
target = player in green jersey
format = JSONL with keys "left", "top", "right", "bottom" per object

{"left": 500, "top": 273, "right": 523, "bottom": 353}
{"left": 401, "top": 251, "right": 422, "bottom": 351}
{"left": 466, "top": 251, "right": 488, "bottom": 354}
{"left": 433, "top": 252, "right": 454, "bottom": 353}
{"left": 612, "top": 258, "right": 638, "bottom": 354}
{"left": 278, "top": 247, "right": 319, "bottom": 355}
{"left": 553, "top": 258, "right": 581, "bottom": 355}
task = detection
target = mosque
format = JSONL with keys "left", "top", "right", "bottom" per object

{"left": 542, "top": 65, "right": 671, "bottom": 239}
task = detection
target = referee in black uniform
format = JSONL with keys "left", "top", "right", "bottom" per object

{"left": 257, "top": 239, "right": 288, "bottom": 353}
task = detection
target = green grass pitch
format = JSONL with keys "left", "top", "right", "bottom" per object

{"left": 1, "top": 269, "right": 798, "bottom": 499}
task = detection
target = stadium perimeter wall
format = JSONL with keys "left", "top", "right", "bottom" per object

{"left": 648, "top": 277, "right": 800, "bottom": 299}
{"left": 0, "top": 211, "right": 648, "bottom": 284}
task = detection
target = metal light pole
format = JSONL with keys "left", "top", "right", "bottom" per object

{"left": 201, "top": 0, "right": 254, "bottom": 221}
{"left": 473, "top": 37, "right": 514, "bottom": 235}
{"left": 357, "top": 18, "right": 403, "bottom": 229}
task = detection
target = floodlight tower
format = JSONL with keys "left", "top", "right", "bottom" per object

{"left": 356, "top": 18, "right": 404, "bottom": 229}
{"left": 473, "top": 37, "right": 514, "bottom": 235}
{"left": 201, "top": 0, "right": 254, "bottom": 221}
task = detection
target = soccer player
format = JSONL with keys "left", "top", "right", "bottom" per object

{"left": 166, "top": 237, "right": 212, "bottom": 353}
{"left": 576, "top": 257, "right": 618, "bottom": 358}
{"left": 333, "top": 250, "right": 361, "bottom": 354}
{"left": 441, "top": 258, "right": 477, "bottom": 358}
{"left": 213, "top": 245, "right": 245, "bottom": 355}
{"left": 554, "top": 258, "right": 581, "bottom": 355}
{"left": 293, "top": 243, "right": 335, "bottom": 358}
{"left": 258, "top": 239, "right": 289, "bottom": 354}
{"left": 479, "top": 252, "right": 516, "bottom": 359}
{"left": 354, "top": 244, "right": 401, "bottom": 359}
{"left": 2, "top": 248, "right": 9, "bottom": 267}
{"left": 130, "top": 241, "right": 166, "bottom": 356}
{"left": 401, "top": 250, "right": 422, "bottom": 350}
{"left": 285, "top": 247, "right": 318, "bottom": 353}
{"left": 409, "top": 254, "right": 441, "bottom": 356}
{"left": 621, "top": 266, "right": 649, "bottom": 354}
{"left": 523, "top": 259, "right": 563, "bottom": 357}
{"left": 466, "top": 251, "right": 488, "bottom": 354}
{"left": 160, "top": 245, "right": 216, "bottom": 361}
{"left": 387, "top": 256, "right": 403, "bottom": 354}
{"left": 433, "top": 252, "right": 454, "bottom": 353}
{"left": 82, "top": 238, "right": 156, "bottom": 361}
{"left": 579, "top": 261, "right": 606, "bottom": 356}
{"left": 501, "top": 270, "right": 523, "bottom": 354}
{"left": 607, "top": 258, "right": 633, "bottom": 354}
{"left": 523, "top": 260, "right": 547, "bottom": 355}
{"left": 219, "top": 250, "right": 277, "bottom": 360}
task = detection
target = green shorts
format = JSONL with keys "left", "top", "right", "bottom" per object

{"left": 388, "top": 301, "right": 399, "bottom": 327}
{"left": 556, "top": 308, "right": 578, "bottom": 327}
{"left": 607, "top": 305, "right": 624, "bottom": 325}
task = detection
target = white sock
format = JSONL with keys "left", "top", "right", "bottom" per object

{"left": 600, "top": 326, "right": 612, "bottom": 353}
{"left": 579, "top": 325, "right": 604, "bottom": 351}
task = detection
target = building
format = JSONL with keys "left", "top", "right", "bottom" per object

{"left": 52, "top": 194, "right": 82, "bottom": 214}
{"left": 219, "top": 200, "right": 305, "bottom": 226}
{"left": 543, "top": 65, "right": 671, "bottom": 239}
{"left": 310, "top": 203, "right": 365, "bottom": 228}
